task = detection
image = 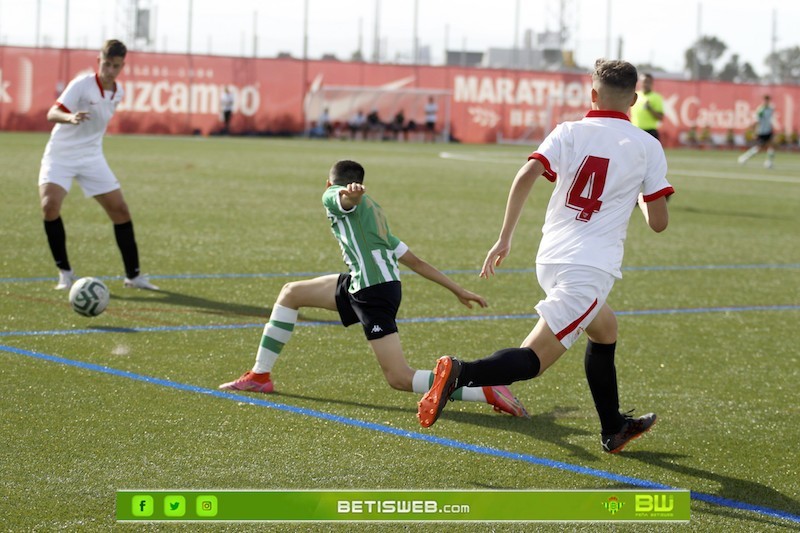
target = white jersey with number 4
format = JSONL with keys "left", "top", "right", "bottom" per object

{"left": 530, "top": 110, "right": 673, "bottom": 279}
{"left": 43, "top": 73, "right": 123, "bottom": 161}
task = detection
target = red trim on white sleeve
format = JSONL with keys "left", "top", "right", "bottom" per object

{"left": 643, "top": 187, "right": 675, "bottom": 202}
{"left": 528, "top": 152, "right": 557, "bottom": 182}
{"left": 555, "top": 299, "right": 598, "bottom": 341}
{"left": 56, "top": 102, "right": 71, "bottom": 113}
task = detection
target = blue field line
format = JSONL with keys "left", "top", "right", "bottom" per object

{"left": 2, "top": 262, "right": 800, "bottom": 284}
{"left": 1, "top": 343, "right": 798, "bottom": 525}
{"left": 1, "top": 304, "right": 799, "bottom": 339}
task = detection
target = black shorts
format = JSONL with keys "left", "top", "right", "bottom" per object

{"left": 335, "top": 274, "right": 402, "bottom": 340}
{"left": 757, "top": 132, "right": 773, "bottom": 145}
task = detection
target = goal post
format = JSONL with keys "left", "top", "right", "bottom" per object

{"left": 304, "top": 85, "right": 452, "bottom": 142}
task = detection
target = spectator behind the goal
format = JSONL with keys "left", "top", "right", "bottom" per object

{"left": 319, "top": 107, "right": 333, "bottom": 138}
{"left": 424, "top": 96, "right": 438, "bottom": 142}
{"left": 348, "top": 110, "right": 367, "bottom": 140}
{"left": 390, "top": 110, "right": 407, "bottom": 141}
{"left": 366, "top": 109, "right": 383, "bottom": 140}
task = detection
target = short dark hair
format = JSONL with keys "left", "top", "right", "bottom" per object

{"left": 330, "top": 160, "right": 365, "bottom": 185}
{"left": 593, "top": 59, "right": 638, "bottom": 91}
{"left": 101, "top": 39, "right": 127, "bottom": 59}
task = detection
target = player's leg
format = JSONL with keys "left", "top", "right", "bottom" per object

{"left": 416, "top": 319, "right": 552, "bottom": 427}
{"left": 738, "top": 136, "right": 762, "bottom": 164}
{"left": 417, "top": 264, "right": 602, "bottom": 428}
{"left": 348, "top": 281, "right": 480, "bottom": 400}
{"left": 84, "top": 158, "right": 156, "bottom": 290}
{"left": 368, "top": 333, "right": 415, "bottom": 391}
{"left": 255, "top": 273, "right": 340, "bottom": 372}
{"left": 584, "top": 304, "right": 656, "bottom": 453}
{"left": 94, "top": 188, "right": 158, "bottom": 290}
{"left": 219, "top": 274, "right": 340, "bottom": 393}
{"left": 93, "top": 187, "right": 131, "bottom": 224}
{"left": 364, "top": 320, "right": 528, "bottom": 417}
{"left": 764, "top": 135, "right": 775, "bottom": 168}
{"left": 583, "top": 304, "right": 624, "bottom": 434}
{"left": 39, "top": 167, "right": 75, "bottom": 289}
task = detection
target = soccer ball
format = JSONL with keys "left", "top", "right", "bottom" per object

{"left": 69, "top": 277, "right": 110, "bottom": 317}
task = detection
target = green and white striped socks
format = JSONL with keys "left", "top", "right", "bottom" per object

{"left": 252, "top": 304, "right": 298, "bottom": 373}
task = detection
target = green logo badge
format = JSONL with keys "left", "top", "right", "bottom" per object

{"left": 603, "top": 496, "right": 624, "bottom": 515}
{"left": 131, "top": 495, "right": 154, "bottom": 517}
{"left": 196, "top": 495, "right": 218, "bottom": 517}
{"left": 164, "top": 495, "right": 186, "bottom": 517}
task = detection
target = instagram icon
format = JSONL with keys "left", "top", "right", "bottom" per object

{"left": 196, "top": 495, "right": 218, "bottom": 517}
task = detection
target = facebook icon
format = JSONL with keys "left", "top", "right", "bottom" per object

{"left": 131, "top": 495, "right": 154, "bottom": 517}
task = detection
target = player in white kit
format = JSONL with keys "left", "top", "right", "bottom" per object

{"left": 418, "top": 59, "right": 674, "bottom": 453}
{"left": 38, "top": 39, "right": 158, "bottom": 291}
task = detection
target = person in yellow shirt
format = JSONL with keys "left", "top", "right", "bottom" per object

{"left": 630, "top": 73, "right": 664, "bottom": 141}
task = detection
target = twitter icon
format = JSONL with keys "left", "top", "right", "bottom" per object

{"left": 164, "top": 495, "right": 186, "bottom": 517}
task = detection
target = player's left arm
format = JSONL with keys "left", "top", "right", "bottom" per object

{"left": 638, "top": 145, "right": 672, "bottom": 232}
{"left": 398, "top": 249, "right": 488, "bottom": 309}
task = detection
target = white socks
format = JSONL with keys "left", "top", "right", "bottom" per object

{"left": 411, "top": 369, "right": 487, "bottom": 402}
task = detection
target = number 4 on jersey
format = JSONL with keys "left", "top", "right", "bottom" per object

{"left": 566, "top": 155, "right": 609, "bottom": 222}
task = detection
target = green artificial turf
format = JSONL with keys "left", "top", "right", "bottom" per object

{"left": 1, "top": 132, "right": 798, "bottom": 531}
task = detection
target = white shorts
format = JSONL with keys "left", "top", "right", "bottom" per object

{"left": 535, "top": 264, "right": 616, "bottom": 349}
{"left": 38, "top": 155, "right": 120, "bottom": 198}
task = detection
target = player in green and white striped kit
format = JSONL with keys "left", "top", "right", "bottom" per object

{"left": 220, "top": 160, "right": 528, "bottom": 418}
{"left": 738, "top": 94, "right": 776, "bottom": 169}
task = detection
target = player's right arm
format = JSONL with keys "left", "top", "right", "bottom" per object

{"left": 338, "top": 182, "right": 366, "bottom": 210}
{"left": 46, "top": 104, "right": 89, "bottom": 125}
{"left": 480, "top": 158, "right": 544, "bottom": 278}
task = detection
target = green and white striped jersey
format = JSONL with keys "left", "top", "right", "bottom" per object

{"left": 323, "top": 185, "right": 408, "bottom": 293}
{"left": 755, "top": 104, "right": 775, "bottom": 136}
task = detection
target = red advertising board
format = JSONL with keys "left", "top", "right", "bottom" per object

{"left": 1, "top": 45, "right": 798, "bottom": 147}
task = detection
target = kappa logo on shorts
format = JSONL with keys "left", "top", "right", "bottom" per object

{"left": 371, "top": 325, "right": 383, "bottom": 334}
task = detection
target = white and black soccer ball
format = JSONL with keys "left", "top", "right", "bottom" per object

{"left": 68, "top": 277, "right": 110, "bottom": 317}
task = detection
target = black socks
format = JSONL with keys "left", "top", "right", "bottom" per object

{"left": 45, "top": 218, "right": 141, "bottom": 279}
{"left": 458, "top": 347, "right": 541, "bottom": 387}
{"left": 114, "top": 221, "right": 140, "bottom": 279}
{"left": 584, "top": 340, "right": 625, "bottom": 434}
{"left": 44, "top": 217, "right": 70, "bottom": 271}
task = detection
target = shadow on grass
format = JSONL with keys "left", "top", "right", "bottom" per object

{"left": 273, "top": 389, "right": 595, "bottom": 461}
{"left": 622, "top": 451, "right": 800, "bottom": 524}
{"left": 110, "top": 290, "right": 333, "bottom": 324}
{"left": 111, "top": 290, "right": 268, "bottom": 317}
